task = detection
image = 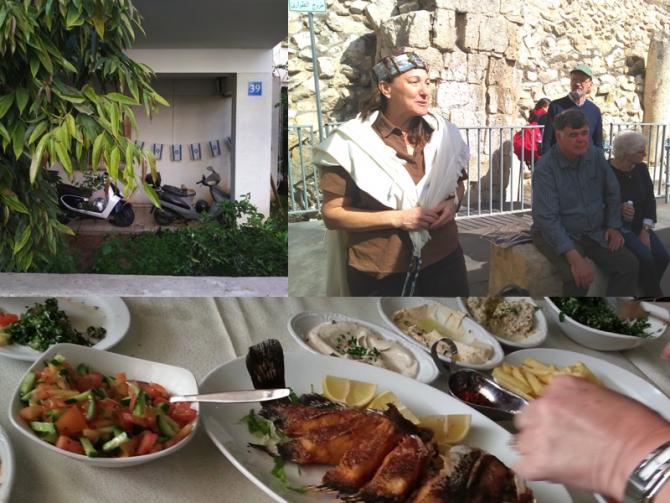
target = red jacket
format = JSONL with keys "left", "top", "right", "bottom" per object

{"left": 513, "top": 108, "right": 547, "bottom": 166}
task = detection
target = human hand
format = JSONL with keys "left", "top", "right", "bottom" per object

{"left": 621, "top": 202, "right": 635, "bottom": 220}
{"left": 395, "top": 207, "right": 439, "bottom": 231}
{"left": 640, "top": 228, "right": 651, "bottom": 248}
{"left": 605, "top": 228, "right": 624, "bottom": 251}
{"left": 428, "top": 198, "right": 456, "bottom": 230}
{"left": 513, "top": 375, "right": 670, "bottom": 499}
{"left": 568, "top": 254, "right": 594, "bottom": 289}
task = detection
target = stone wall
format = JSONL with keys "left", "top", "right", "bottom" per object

{"left": 289, "top": 0, "right": 670, "bottom": 128}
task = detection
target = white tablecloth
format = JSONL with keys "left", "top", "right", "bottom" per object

{"left": 1, "top": 297, "right": 668, "bottom": 503}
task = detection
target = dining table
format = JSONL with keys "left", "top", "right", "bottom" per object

{"left": 1, "top": 296, "right": 669, "bottom": 503}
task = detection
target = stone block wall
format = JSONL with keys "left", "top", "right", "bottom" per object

{"left": 289, "top": 0, "right": 670, "bottom": 128}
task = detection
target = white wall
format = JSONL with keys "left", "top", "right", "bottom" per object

{"left": 131, "top": 78, "right": 232, "bottom": 204}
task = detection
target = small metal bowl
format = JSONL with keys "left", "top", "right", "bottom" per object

{"left": 430, "top": 339, "right": 528, "bottom": 421}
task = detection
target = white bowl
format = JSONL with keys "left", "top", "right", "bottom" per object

{"left": 0, "top": 423, "right": 14, "bottom": 503}
{"left": 455, "top": 297, "right": 548, "bottom": 349}
{"left": 377, "top": 298, "right": 504, "bottom": 370}
{"left": 287, "top": 312, "right": 440, "bottom": 384}
{"left": 9, "top": 343, "right": 199, "bottom": 468}
{"left": 543, "top": 298, "right": 667, "bottom": 351}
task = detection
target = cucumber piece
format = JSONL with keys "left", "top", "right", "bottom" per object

{"left": 132, "top": 391, "right": 146, "bottom": 416}
{"left": 41, "top": 431, "right": 57, "bottom": 444}
{"left": 76, "top": 363, "right": 90, "bottom": 376}
{"left": 30, "top": 421, "right": 56, "bottom": 434}
{"left": 85, "top": 397, "right": 96, "bottom": 420}
{"left": 102, "top": 431, "right": 129, "bottom": 452}
{"left": 20, "top": 372, "right": 36, "bottom": 395}
{"left": 65, "top": 390, "right": 92, "bottom": 404}
{"left": 80, "top": 437, "right": 98, "bottom": 457}
{"left": 158, "top": 413, "right": 179, "bottom": 438}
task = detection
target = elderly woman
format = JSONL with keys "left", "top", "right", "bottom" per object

{"left": 314, "top": 52, "right": 470, "bottom": 296}
{"left": 609, "top": 131, "right": 669, "bottom": 295}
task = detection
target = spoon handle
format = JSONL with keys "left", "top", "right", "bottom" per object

{"left": 170, "top": 388, "right": 291, "bottom": 404}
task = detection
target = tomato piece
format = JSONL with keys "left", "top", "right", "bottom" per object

{"left": 141, "top": 382, "right": 169, "bottom": 400}
{"left": 136, "top": 430, "right": 159, "bottom": 456}
{"left": 119, "top": 436, "right": 139, "bottom": 457}
{"left": 74, "top": 372, "right": 103, "bottom": 392}
{"left": 55, "top": 435, "right": 85, "bottom": 455}
{"left": 0, "top": 313, "right": 18, "bottom": 327}
{"left": 168, "top": 405, "right": 198, "bottom": 427}
{"left": 19, "top": 405, "right": 44, "bottom": 421}
{"left": 56, "top": 405, "right": 88, "bottom": 436}
{"left": 119, "top": 411, "right": 155, "bottom": 430}
{"left": 164, "top": 422, "right": 194, "bottom": 449}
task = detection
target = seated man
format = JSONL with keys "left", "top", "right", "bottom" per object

{"left": 531, "top": 109, "right": 638, "bottom": 295}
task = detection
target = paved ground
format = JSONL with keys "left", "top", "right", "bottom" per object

{"left": 289, "top": 205, "right": 670, "bottom": 296}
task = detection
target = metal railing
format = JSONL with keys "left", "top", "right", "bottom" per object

{"left": 288, "top": 122, "right": 670, "bottom": 218}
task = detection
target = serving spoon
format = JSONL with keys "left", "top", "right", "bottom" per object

{"left": 605, "top": 298, "right": 670, "bottom": 324}
{"left": 170, "top": 388, "right": 291, "bottom": 404}
{"left": 430, "top": 339, "right": 527, "bottom": 421}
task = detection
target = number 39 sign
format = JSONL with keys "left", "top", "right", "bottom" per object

{"left": 248, "top": 81, "right": 263, "bottom": 96}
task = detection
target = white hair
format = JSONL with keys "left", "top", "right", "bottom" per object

{"left": 612, "top": 131, "right": 646, "bottom": 159}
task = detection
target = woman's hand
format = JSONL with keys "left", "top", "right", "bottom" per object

{"left": 394, "top": 207, "right": 439, "bottom": 231}
{"left": 622, "top": 202, "right": 635, "bottom": 220}
{"left": 640, "top": 228, "right": 651, "bottom": 248}
{"left": 428, "top": 198, "right": 457, "bottom": 230}
{"left": 513, "top": 375, "right": 670, "bottom": 500}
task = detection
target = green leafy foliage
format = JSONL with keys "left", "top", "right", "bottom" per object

{"left": 0, "top": 0, "right": 167, "bottom": 271}
{"left": 88, "top": 198, "right": 288, "bottom": 277}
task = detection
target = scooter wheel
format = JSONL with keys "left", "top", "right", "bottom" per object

{"left": 154, "top": 208, "right": 177, "bottom": 226}
{"left": 111, "top": 204, "right": 135, "bottom": 227}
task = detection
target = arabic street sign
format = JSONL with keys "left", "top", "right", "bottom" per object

{"left": 288, "top": 0, "right": 327, "bottom": 13}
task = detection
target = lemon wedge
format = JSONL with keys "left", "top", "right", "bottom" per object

{"left": 419, "top": 414, "right": 472, "bottom": 444}
{"left": 368, "top": 390, "right": 420, "bottom": 424}
{"left": 322, "top": 375, "right": 377, "bottom": 407}
{"left": 322, "top": 375, "right": 350, "bottom": 403}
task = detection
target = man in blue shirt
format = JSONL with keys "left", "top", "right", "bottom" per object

{"left": 531, "top": 109, "right": 638, "bottom": 295}
{"left": 541, "top": 64, "right": 603, "bottom": 154}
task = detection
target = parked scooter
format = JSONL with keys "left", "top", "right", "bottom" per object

{"left": 144, "top": 166, "right": 230, "bottom": 225}
{"left": 54, "top": 174, "right": 135, "bottom": 227}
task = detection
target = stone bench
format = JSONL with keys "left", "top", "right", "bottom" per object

{"left": 488, "top": 242, "right": 607, "bottom": 296}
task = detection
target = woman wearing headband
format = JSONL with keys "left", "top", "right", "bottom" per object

{"left": 314, "top": 52, "right": 470, "bottom": 296}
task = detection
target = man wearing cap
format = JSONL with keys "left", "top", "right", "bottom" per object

{"left": 532, "top": 109, "right": 638, "bottom": 295}
{"left": 541, "top": 64, "right": 603, "bottom": 154}
{"left": 314, "top": 52, "right": 470, "bottom": 296}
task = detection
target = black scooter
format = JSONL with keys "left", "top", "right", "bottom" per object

{"left": 145, "top": 166, "right": 230, "bottom": 225}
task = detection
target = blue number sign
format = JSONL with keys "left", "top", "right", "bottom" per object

{"left": 248, "top": 81, "right": 263, "bottom": 96}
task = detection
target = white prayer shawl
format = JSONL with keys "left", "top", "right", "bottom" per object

{"left": 314, "top": 110, "right": 469, "bottom": 296}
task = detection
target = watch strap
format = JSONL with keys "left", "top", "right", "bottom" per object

{"left": 624, "top": 440, "right": 670, "bottom": 502}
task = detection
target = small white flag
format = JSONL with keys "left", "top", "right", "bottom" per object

{"left": 171, "top": 145, "right": 182, "bottom": 162}
{"left": 152, "top": 143, "right": 163, "bottom": 160}
{"left": 208, "top": 140, "right": 221, "bottom": 157}
{"left": 189, "top": 143, "right": 202, "bottom": 161}
{"left": 134, "top": 140, "right": 145, "bottom": 149}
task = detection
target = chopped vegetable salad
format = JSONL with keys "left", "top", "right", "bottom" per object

{"left": 18, "top": 355, "right": 197, "bottom": 458}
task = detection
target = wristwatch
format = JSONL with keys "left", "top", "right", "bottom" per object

{"left": 624, "top": 441, "right": 670, "bottom": 502}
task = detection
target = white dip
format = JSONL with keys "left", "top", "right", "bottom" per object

{"left": 306, "top": 321, "right": 419, "bottom": 378}
{"left": 392, "top": 304, "right": 494, "bottom": 364}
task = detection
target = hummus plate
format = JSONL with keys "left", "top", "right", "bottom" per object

{"left": 288, "top": 312, "right": 440, "bottom": 383}
{"left": 377, "top": 298, "right": 504, "bottom": 370}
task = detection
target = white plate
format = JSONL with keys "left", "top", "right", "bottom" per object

{"left": 0, "top": 297, "right": 130, "bottom": 361}
{"left": 455, "top": 297, "right": 548, "bottom": 349}
{"left": 9, "top": 343, "right": 199, "bottom": 468}
{"left": 377, "top": 297, "right": 504, "bottom": 370}
{"left": 200, "top": 351, "right": 572, "bottom": 503}
{"left": 505, "top": 348, "right": 670, "bottom": 419}
{"left": 0, "top": 423, "right": 14, "bottom": 503}
{"left": 287, "top": 312, "right": 440, "bottom": 384}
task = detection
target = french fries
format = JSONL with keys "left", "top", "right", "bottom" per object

{"left": 492, "top": 358, "right": 602, "bottom": 400}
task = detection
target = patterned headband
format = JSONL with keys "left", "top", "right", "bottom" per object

{"left": 372, "top": 52, "right": 428, "bottom": 82}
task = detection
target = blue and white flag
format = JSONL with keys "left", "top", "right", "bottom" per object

{"left": 189, "top": 143, "right": 202, "bottom": 161}
{"left": 134, "top": 140, "right": 145, "bottom": 150}
{"left": 208, "top": 140, "right": 221, "bottom": 157}
{"left": 152, "top": 143, "right": 163, "bottom": 160}
{"left": 171, "top": 144, "right": 182, "bottom": 162}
